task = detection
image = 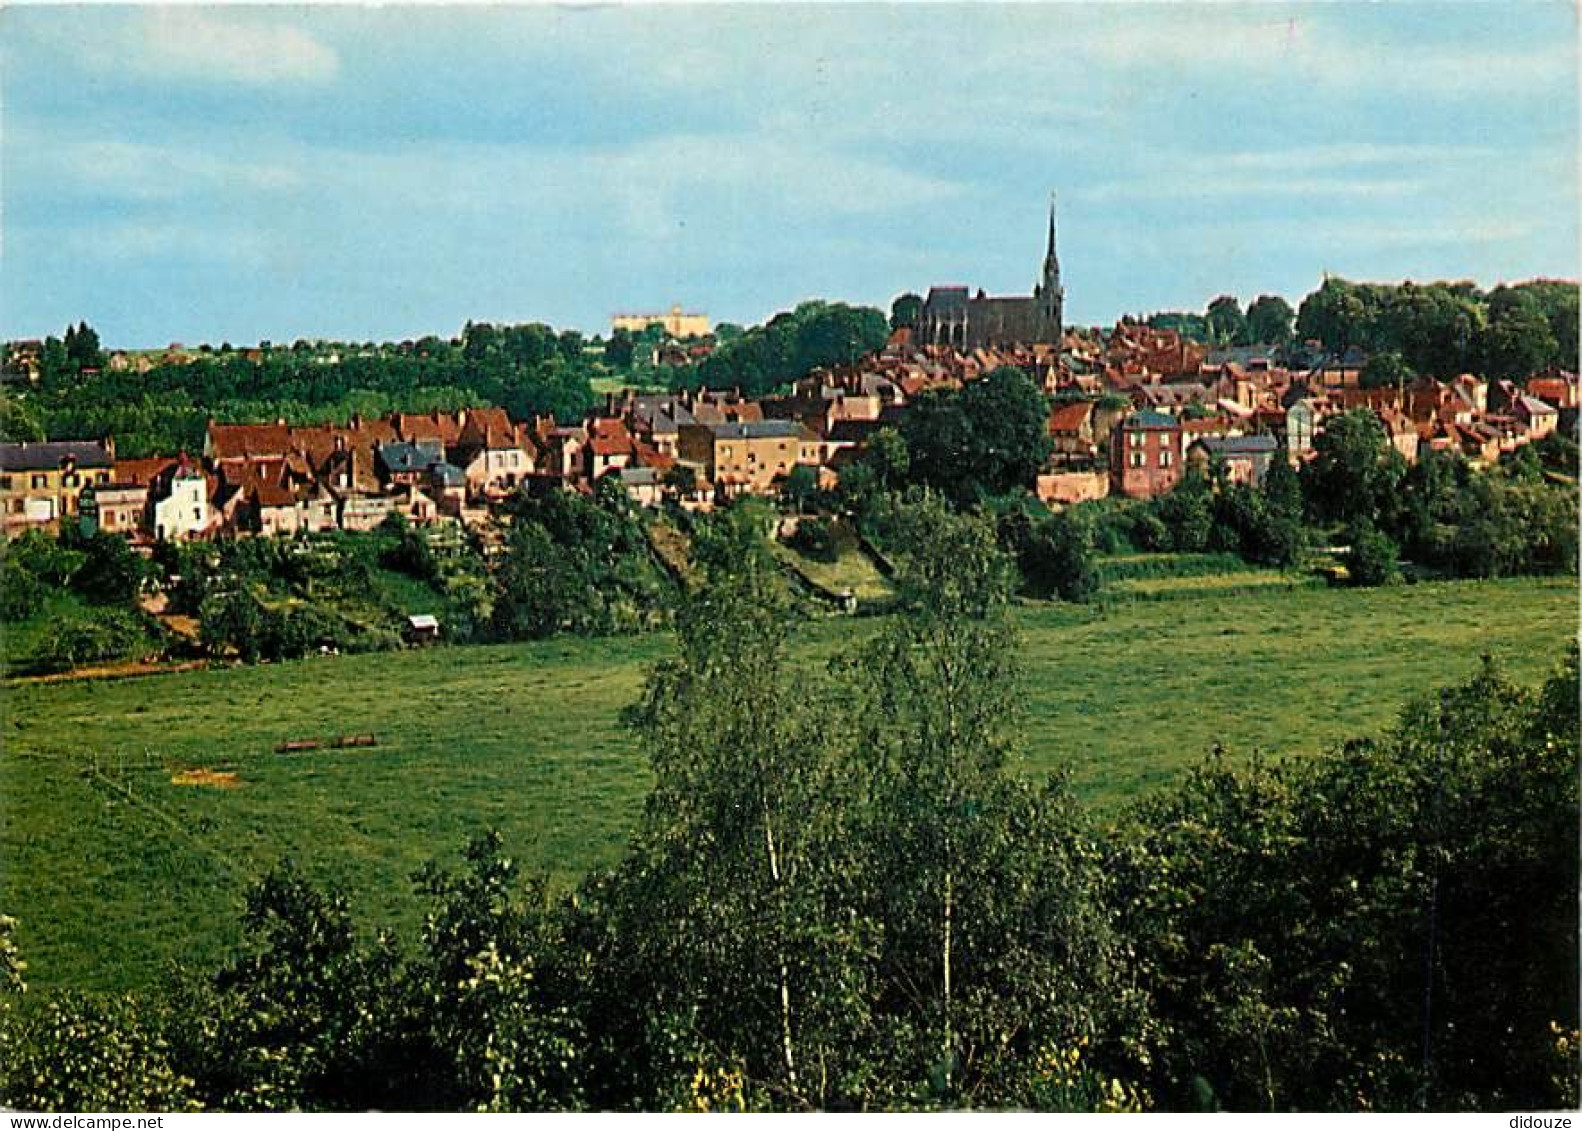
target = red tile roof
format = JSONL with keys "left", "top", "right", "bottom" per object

{"left": 253, "top": 483, "right": 297, "bottom": 509}
{"left": 1047, "top": 400, "right": 1095, "bottom": 434}
{"left": 209, "top": 422, "right": 291, "bottom": 460}
{"left": 114, "top": 457, "right": 178, "bottom": 486}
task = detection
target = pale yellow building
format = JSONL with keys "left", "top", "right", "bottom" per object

{"left": 612, "top": 304, "right": 710, "bottom": 339}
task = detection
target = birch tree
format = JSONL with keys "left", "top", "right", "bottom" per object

{"left": 854, "top": 495, "right": 1120, "bottom": 1106}
{"left": 601, "top": 504, "right": 874, "bottom": 1109}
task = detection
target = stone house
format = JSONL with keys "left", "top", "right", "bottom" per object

{"left": 1184, "top": 434, "right": 1280, "bottom": 487}
{"left": 677, "top": 419, "right": 810, "bottom": 496}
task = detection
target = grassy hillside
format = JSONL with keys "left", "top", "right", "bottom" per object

{"left": 2, "top": 574, "right": 1574, "bottom": 990}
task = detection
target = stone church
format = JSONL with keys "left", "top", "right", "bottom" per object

{"left": 914, "top": 199, "right": 1064, "bottom": 349}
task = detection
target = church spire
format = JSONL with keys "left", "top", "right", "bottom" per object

{"left": 1039, "top": 191, "right": 1064, "bottom": 344}
{"left": 1044, "top": 191, "right": 1060, "bottom": 276}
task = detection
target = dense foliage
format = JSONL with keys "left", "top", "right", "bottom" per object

{"left": 899, "top": 366, "right": 1053, "bottom": 505}
{"left": 1071, "top": 410, "right": 1575, "bottom": 586}
{"left": 1143, "top": 278, "right": 1574, "bottom": 374}
{"left": 675, "top": 301, "right": 889, "bottom": 398}
{"left": 10, "top": 322, "right": 599, "bottom": 459}
{"left": 491, "top": 481, "right": 677, "bottom": 639}
{"left": 1295, "top": 278, "right": 1576, "bottom": 380}
{"left": 1, "top": 497, "right": 1574, "bottom": 1111}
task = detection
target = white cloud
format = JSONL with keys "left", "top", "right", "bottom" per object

{"left": 134, "top": 9, "right": 339, "bottom": 85}
{"left": 63, "top": 221, "right": 268, "bottom": 266}
{"left": 1216, "top": 143, "right": 1504, "bottom": 173}
{"left": 1046, "top": 6, "right": 1570, "bottom": 99}
{"left": 1076, "top": 174, "right": 1424, "bottom": 204}
{"left": 1181, "top": 215, "right": 1543, "bottom": 251}
{"left": 42, "top": 138, "right": 304, "bottom": 202}
{"left": 313, "top": 132, "right": 966, "bottom": 242}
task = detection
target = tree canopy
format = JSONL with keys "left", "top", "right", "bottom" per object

{"left": 900, "top": 367, "right": 1052, "bottom": 505}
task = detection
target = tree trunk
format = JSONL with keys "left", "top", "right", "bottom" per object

{"left": 762, "top": 807, "right": 799, "bottom": 1096}
{"left": 943, "top": 855, "right": 954, "bottom": 1095}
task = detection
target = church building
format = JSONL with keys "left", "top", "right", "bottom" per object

{"left": 914, "top": 199, "right": 1064, "bottom": 349}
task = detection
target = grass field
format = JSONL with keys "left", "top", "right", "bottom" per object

{"left": 2, "top": 574, "right": 1575, "bottom": 991}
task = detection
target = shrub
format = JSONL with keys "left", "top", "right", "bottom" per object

{"left": 1345, "top": 524, "right": 1399, "bottom": 587}
{"left": 788, "top": 517, "right": 837, "bottom": 562}
{"left": 0, "top": 558, "right": 46, "bottom": 622}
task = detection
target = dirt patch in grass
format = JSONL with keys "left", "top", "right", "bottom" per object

{"left": 170, "top": 768, "right": 241, "bottom": 789}
{"left": 9, "top": 659, "right": 211, "bottom": 686}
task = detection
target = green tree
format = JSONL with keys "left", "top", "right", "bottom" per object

{"left": 405, "top": 833, "right": 587, "bottom": 1110}
{"left": 600, "top": 506, "right": 869, "bottom": 1108}
{"left": 1205, "top": 296, "right": 1248, "bottom": 346}
{"left": 1483, "top": 286, "right": 1560, "bottom": 381}
{"left": 1248, "top": 455, "right": 1308, "bottom": 567}
{"left": 1001, "top": 506, "right": 1100, "bottom": 602}
{"left": 1110, "top": 652, "right": 1580, "bottom": 1110}
{"left": 863, "top": 425, "right": 911, "bottom": 492}
{"left": 1345, "top": 522, "right": 1399, "bottom": 587}
{"left": 69, "top": 530, "right": 147, "bottom": 605}
{"left": 890, "top": 292, "right": 923, "bottom": 331}
{"left": 781, "top": 463, "right": 820, "bottom": 514}
{"left": 1360, "top": 350, "right": 1415, "bottom": 391}
{"left": 605, "top": 328, "right": 637, "bottom": 369}
{"left": 901, "top": 367, "right": 1051, "bottom": 505}
{"left": 0, "top": 990, "right": 200, "bottom": 1111}
{"left": 1244, "top": 295, "right": 1295, "bottom": 345}
{"left": 1153, "top": 471, "right": 1214, "bottom": 552}
{"left": 853, "top": 497, "right": 1122, "bottom": 1103}
{"left": 63, "top": 321, "right": 104, "bottom": 371}
{"left": 0, "top": 395, "right": 45, "bottom": 442}
{"left": 1297, "top": 278, "right": 1371, "bottom": 354}
{"left": 1301, "top": 410, "right": 1405, "bottom": 528}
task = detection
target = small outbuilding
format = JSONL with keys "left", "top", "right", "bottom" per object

{"left": 405, "top": 613, "right": 441, "bottom": 645}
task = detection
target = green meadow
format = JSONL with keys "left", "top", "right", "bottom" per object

{"left": 2, "top": 572, "right": 1574, "bottom": 991}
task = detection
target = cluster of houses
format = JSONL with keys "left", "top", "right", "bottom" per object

{"left": 1046, "top": 331, "right": 1575, "bottom": 502}
{"left": 2, "top": 322, "right": 1575, "bottom": 543}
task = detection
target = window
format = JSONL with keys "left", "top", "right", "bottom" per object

{"left": 0, "top": 476, "right": 11, "bottom": 491}
{"left": 97, "top": 472, "right": 110, "bottom": 484}
{"left": 1129, "top": 452, "right": 1144, "bottom": 468}
{"left": 62, "top": 473, "right": 79, "bottom": 488}
{"left": 1160, "top": 450, "right": 1173, "bottom": 468}
{"left": 1129, "top": 432, "right": 1143, "bottom": 448}
{"left": 30, "top": 474, "right": 46, "bottom": 489}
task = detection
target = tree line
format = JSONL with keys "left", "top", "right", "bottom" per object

{"left": 1139, "top": 278, "right": 1576, "bottom": 385}
{"left": 1, "top": 496, "right": 1575, "bottom": 1111}
{"left": 6, "top": 323, "right": 599, "bottom": 460}
{"left": 670, "top": 301, "right": 890, "bottom": 398}
{"left": 5, "top": 302, "right": 892, "bottom": 456}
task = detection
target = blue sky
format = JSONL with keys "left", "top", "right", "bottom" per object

{"left": 3, "top": 2, "right": 1576, "bottom": 347}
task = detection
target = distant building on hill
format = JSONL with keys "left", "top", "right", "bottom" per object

{"left": 612, "top": 304, "right": 710, "bottom": 339}
{"left": 913, "top": 197, "right": 1064, "bottom": 349}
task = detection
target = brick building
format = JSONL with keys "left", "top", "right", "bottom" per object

{"left": 1110, "top": 411, "right": 1184, "bottom": 498}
